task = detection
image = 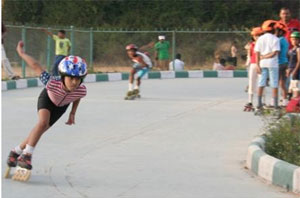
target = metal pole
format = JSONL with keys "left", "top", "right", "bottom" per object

{"left": 21, "top": 26, "right": 26, "bottom": 78}
{"left": 46, "top": 27, "right": 51, "bottom": 72}
{"left": 89, "top": 27, "right": 93, "bottom": 71}
{"left": 70, "top": 25, "right": 74, "bottom": 55}
{"left": 172, "top": 30, "right": 176, "bottom": 70}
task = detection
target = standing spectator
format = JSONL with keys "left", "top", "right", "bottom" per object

{"left": 275, "top": 22, "right": 289, "bottom": 106}
{"left": 230, "top": 42, "right": 238, "bottom": 66}
{"left": 287, "top": 31, "right": 300, "bottom": 99}
{"left": 213, "top": 58, "right": 225, "bottom": 71}
{"left": 154, "top": 35, "right": 170, "bottom": 70}
{"left": 42, "top": 29, "right": 72, "bottom": 76}
{"left": 169, "top": 53, "right": 184, "bottom": 71}
{"left": 244, "top": 27, "right": 264, "bottom": 111}
{"left": 255, "top": 20, "right": 280, "bottom": 109}
{"left": 279, "top": 7, "right": 300, "bottom": 48}
{"left": 2, "top": 23, "right": 20, "bottom": 80}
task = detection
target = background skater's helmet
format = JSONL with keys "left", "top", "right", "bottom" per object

{"left": 58, "top": 55, "right": 88, "bottom": 78}
{"left": 125, "top": 44, "right": 138, "bottom": 50}
{"left": 251, "top": 27, "right": 263, "bottom": 36}
{"left": 290, "top": 31, "right": 300, "bottom": 38}
{"left": 261, "top": 20, "right": 277, "bottom": 32}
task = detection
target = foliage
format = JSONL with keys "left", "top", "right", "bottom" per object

{"left": 3, "top": 0, "right": 299, "bottom": 30}
{"left": 264, "top": 115, "right": 300, "bottom": 166}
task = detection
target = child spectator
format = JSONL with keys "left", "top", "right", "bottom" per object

{"left": 169, "top": 53, "right": 184, "bottom": 71}
{"left": 244, "top": 27, "right": 264, "bottom": 111}
{"left": 287, "top": 31, "right": 300, "bottom": 99}
{"left": 275, "top": 22, "right": 289, "bottom": 106}
{"left": 255, "top": 20, "right": 280, "bottom": 109}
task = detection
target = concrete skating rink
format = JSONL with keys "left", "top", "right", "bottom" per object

{"left": 2, "top": 78, "right": 298, "bottom": 198}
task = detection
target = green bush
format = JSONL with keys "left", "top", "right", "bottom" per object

{"left": 264, "top": 115, "right": 300, "bottom": 166}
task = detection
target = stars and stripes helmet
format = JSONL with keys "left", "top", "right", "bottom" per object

{"left": 58, "top": 56, "right": 88, "bottom": 78}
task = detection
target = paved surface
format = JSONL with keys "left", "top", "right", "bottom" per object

{"left": 2, "top": 78, "right": 298, "bottom": 198}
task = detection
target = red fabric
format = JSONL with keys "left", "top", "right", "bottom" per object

{"left": 286, "top": 96, "right": 300, "bottom": 113}
{"left": 280, "top": 19, "right": 300, "bottom": 49}
{"left": 250, "top": 42, "right": 257, "bottom": 64}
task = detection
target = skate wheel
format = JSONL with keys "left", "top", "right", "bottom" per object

{"left": 12, "top": 167, "right": 31, "bottom": 182}
{"left": 4, "top": 167, "right": 11, "bottom": 179}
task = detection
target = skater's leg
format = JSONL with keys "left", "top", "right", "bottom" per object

{"left": 135, "top": 77, "right": 141, "bottom": 89}
{"left": 257, "top": 68, "right": 268, "bottom": 107}
{"left": 248, "top": 64, "right": 257, "bottom": 104}
{"left": 129, "top": 68, "right": 137, "bottom": 90}
{"left": 279, "top": 65, "right": 288, "bottom": 105}
{"left": 269, "top": 67, "right": 279, "bottom": 108}
{"left": 19, "top": 109, "right": 51, "bottom": 150}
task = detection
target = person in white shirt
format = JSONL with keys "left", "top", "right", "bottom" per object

{"left": 255, "top": 20, "right": 280, "bottom": 109}
{"left": 169, "top": 53, "right": 184, "bottom": 71}
{"left": 213, "top": 58, "right": 226, "bottom": 70}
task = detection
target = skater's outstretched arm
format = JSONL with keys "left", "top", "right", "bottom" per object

{"left": 16, "top": 41, "right": 44, "bottom": 76}
{"left": 65, "top": 99, "right": 81, "bottom": 125}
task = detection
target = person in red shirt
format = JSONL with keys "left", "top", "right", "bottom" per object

{"left": 244, "top": 27, "right": 264, "bottom": 111}
{"left": 279, "top": 7, "right": 300, "bottom": 48}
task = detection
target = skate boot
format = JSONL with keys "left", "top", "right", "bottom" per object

{"left": 244, "top": 103, "right": 254, "bottom": 112}
{"left": 132, "top": 89, "right": 141, "bottom": 98}
{"left": 254, "top": 106, "right": 264, "bottom": 116}
{"left": 12, "top": 154, "right": 32, "bottom": 181}
{"left": 124, "top": 90, "right": 135, "bottom": 100}
{"left": 4, "top": 150, "right": 20, "bottom": 178}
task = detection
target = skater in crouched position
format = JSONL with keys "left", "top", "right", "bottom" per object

{"left": 5, "top": 41, "right": 87, "bottom": 181}
{"left": 125, "top": 44, "right": 152, "bottom": 100}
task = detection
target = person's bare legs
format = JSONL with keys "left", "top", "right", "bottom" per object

{"left": 19, "top": 109, "right": 51, "bottom": 149}
{"left": 279, "top": 78, "right": 287, "bottom": 100}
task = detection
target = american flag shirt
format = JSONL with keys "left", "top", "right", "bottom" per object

{"left": 40, "top": 71, "right": 87, "bottom": 107}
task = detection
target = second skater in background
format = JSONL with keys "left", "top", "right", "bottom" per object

{"left": 125, "top": 44, "right": 152, "bottom": 100}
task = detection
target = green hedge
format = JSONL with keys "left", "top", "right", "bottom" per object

{"left": 265, "top": 115, "right": 300, "bottom": 166}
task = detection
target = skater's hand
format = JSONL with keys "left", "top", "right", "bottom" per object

{"left": 16, "top": 41, "right": 25, "bottom": 55}
{"left": 256, "top": 66, "right": 262, "bottom": 74}
{"left": 65, "top": 113, "right": 75, "bottom": 125}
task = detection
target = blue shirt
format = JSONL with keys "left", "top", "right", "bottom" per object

{"left": 279, "top": 37, "right": 289, "bottom": 65}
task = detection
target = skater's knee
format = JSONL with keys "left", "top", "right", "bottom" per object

{"left": 37, "top": 120, "right": 50, "bottom": 131}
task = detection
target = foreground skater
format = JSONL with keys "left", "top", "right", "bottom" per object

{"left": 5, "top": 41, "right": 87, "bottom": 181}
{"left": 125, "top": 44, "right": 152, "bottom": 100}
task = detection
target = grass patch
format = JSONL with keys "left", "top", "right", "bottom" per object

{"left": 264, "top": 115, "right": 300, "bottom": 166}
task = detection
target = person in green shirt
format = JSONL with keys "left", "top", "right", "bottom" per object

{"left": 42, "top": 29, "right": 72, "bottom": 76}
{"left": 154, "top": 35, "right": 170, "bottom": 70}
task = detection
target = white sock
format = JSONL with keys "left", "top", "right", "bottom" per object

{"left": 14, "top": 145, "right": 23, "bottom": 155}
{"left": 248, "top": 94, "right": 253, "bottom": 103}
{"left": 23, "top": 144, "right": 34, "bottom": 155}
{"left": 128, "top": 83, "right": 133, "bottom": 91}
{"left": 134, "top": 84, "right": 139, "bottom": 90}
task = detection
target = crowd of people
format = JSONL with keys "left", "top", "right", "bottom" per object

{"left": 244, "top": 7, "right": 300, "bottom": 113}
